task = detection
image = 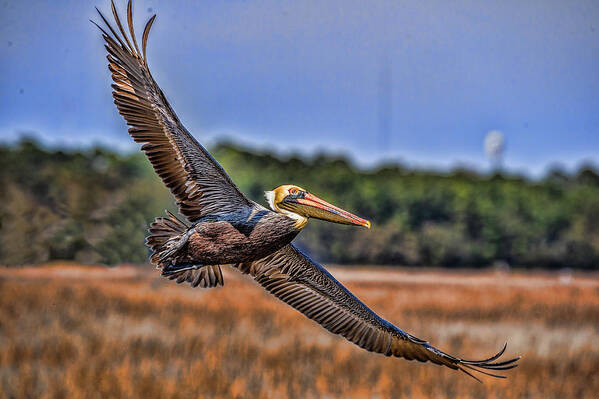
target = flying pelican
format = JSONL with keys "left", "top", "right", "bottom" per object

{"left": 94, "top": 1, "right": 519, "bottom": 381}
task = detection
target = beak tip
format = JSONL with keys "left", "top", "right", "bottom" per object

{"left": 365, "top": 220, "right": 371, "bottom": 229}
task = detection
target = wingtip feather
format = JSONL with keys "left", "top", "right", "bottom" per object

{"left": 111, "top": 0, "right": 134, "bottom": 53}
{"left": 142, "top": 14, "right": 157, "bottom": 63}
{"left": 455, "top": 343, "right": 520, "bottom": 381}
{"left": 127, "top": 0, "right": 141, "bottom": 56}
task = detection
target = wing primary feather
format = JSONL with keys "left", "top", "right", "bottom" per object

{"left": 480, "top": 363, "right": 519, "bottom": 371}
{"left": 461, "top": 342, "right": 507, "bottom": 364}
{"left": 142, "top": 14, "right": 157, "bottom": 63}
{"left": 459, "top": 367, "right": 483, "bottom": 383}
{"left": 90, "top": 19, "right": 112, "bottom": 41}
{"left": 127, "top": 0, "right": 141, "bottom": 56}
{"left": 110, "top": 0, "right": 134, "bottom": 53}
{"left": 461, "top": 364, "right": 507, "bottom": 379}
{"left": 476, "top": 356, "right": 522, "bottom": 368}
{"left": 95, "top": 7, "right": 128, "bottom": 50}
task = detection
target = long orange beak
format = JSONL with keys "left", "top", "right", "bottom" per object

{"left": 290, "top": 192, "right": 371, "bottom": 228}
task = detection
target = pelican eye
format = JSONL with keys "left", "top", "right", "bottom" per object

{"left": 283, "top": 188, "right": 304, "bottom": 202}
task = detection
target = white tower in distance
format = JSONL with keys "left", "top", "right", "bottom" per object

{"left": 484, "top": 130, "right": 505, "bottom": 171}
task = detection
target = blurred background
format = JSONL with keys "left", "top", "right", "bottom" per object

{"left": 1, "top": 1, "right": 598, "bottom": 398}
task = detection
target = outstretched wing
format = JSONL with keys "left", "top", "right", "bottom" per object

{"left": 237, "top": 245, "right": 520, "bottom": 381}
{"left": 94, "top": 1, "right": 252, "bottom": 221}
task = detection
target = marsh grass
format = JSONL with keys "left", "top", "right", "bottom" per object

{"left": 0, "top": 265, "right": 597, "bottom": 398}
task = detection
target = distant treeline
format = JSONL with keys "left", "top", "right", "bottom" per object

{"left": 1, "top": 138, "right": 598, "bottom": 269}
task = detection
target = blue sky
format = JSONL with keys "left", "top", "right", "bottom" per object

{"left": 1, "top": 0, "right": 598, "bottom": 176}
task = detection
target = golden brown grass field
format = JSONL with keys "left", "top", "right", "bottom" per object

{"left": 0, "top": 264, "right": 598, "bottom": 399}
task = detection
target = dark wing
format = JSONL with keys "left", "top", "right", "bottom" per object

{"left": 93, "top": 1, "right": 252, "bottom": 221}
{"left": 238, "top": 244, "right": 520, "bottom": 381}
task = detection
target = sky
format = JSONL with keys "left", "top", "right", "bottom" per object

{"left": 1, "top": 0, "right": 598, "bottom": 176}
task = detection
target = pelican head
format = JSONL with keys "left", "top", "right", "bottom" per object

{"left": 265, "top": 185, "right": 371, "bottom": 230}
